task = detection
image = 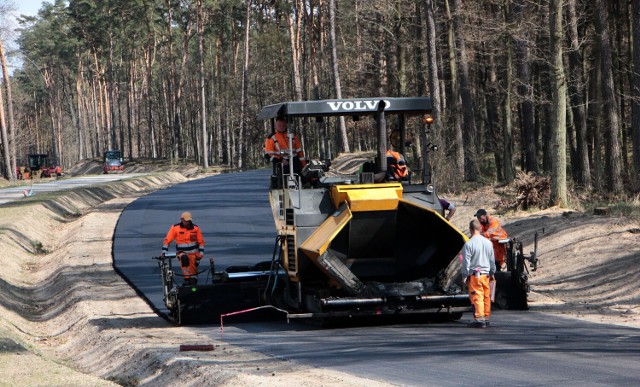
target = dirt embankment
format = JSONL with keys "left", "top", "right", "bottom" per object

{"left": 0, "top": 160, "right": 639, "bottom": 385}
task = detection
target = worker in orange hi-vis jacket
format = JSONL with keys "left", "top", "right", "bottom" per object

{"left": 162, "top": 211, "right": 205, "bottom": 285}
{"left": 385, "top": 129, "right": 409, "bottom": 182}
{"left": 264, "top": 116, "right": 307, "bottom": 175}
{"left": 474, "top": 208, "right": 509, "bottom": 271}
{"left": 386, "top": 149, "right": 409, "bottom": 181}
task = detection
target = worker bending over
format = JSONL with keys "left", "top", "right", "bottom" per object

{"left": 474, "top": 208, "right": 508, "bottom": 271}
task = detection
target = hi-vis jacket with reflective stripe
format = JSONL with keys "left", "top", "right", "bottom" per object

{"left": 480, "top": 216, "right": 508, "bottom": 263}
{"left": 481, "top": 216, "right": 508, "bottom": 242}
{"left": 162, "top": 223, "right": 205, "bottom": 255}
{"left": 264, "top": 131, "right": 306, "bottom": 165}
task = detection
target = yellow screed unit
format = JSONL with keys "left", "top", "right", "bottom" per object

{"left": 330, "top": 183, "right": 403, "bottom": 212}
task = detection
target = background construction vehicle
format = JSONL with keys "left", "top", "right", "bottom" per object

{"left": 16, "top": 154, "right": 62, "bottom": 179}
{"left": 103, "top": 150, "right": 124, "bottom": 174}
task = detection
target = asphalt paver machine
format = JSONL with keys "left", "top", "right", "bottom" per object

{"left": 154, "top": 97, "right": 535, "bottom": 325}
{"left": 257, "top": 97, "right": 472, "bottom": 323}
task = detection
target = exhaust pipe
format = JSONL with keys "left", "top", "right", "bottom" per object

{"left": 321, "top": 297, "right": 385, "bottom": 308}
{"left": 320, "top": 294, "right": 469, "bottom": 310}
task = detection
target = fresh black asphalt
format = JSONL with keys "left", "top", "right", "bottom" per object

{"left": 113, "top": 169, "right": 274, "bottom": 319}
{"left": 113, "top": 169, "right": 640, "bottom": 386}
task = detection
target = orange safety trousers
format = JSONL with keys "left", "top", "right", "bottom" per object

{"left": 468, "top": 274, "right": 492, "bottom": 320}
{"left": 177, "top": 252, "right": 200, "bottom": 279}
{"left": 492, "top": 241, "right": 506, "bottom": 268}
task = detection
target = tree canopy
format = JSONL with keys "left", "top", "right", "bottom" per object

{"left": 0, "top": 0, "right": 638, "bottom": 197}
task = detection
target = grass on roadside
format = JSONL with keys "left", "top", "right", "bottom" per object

{"left": 581, "top": 194, "right": 640, "bottom": 223}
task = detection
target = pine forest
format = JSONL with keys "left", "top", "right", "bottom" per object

{"left": 0, "top": 0, "right": 639, "bottom": 206}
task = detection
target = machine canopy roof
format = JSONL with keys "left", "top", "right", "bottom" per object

{"left": 257, "top": 97, "right": 433, "bottom": 120}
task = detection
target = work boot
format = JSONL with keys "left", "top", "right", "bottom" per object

{"left": 467, "top": 320, "right": 486, "bottom": 328}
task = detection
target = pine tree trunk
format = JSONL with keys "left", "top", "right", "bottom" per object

{"left": 513, "top": 0, "right": 537, "bottom": 174}
{"left": 175, "top": 15, "right": 192, "bottom": 161}
{"left": 0, "top": 35, "right": 15, "bottom": 179}
{"left": 485, "top": 51, "right": 504, "bottom": 182}
{"left": 566, "top": 0, "right": 591, "bottom": 189}
{"left": 549, "top": 0, "right": 568, "bottom": 206}
{"left": 632, "top": 0, "right": 640, "bottom": 190}
{"left": 593, "top": 56, "right": 603, "bottom": 191}
{"left": 165, "top": 1, "right": 177, "bottom": 160}
{"left": 452, "top": 0, "right": 478, "bottom": 181}
{"left": 288, "top": 0, "right": 303, "bottom": 101}
{"left": 595, "top": 0, "right": 624, "bottom": 193}
{"left": 613, "top": 2, "right": 628, "bottom": 172}
{"left": 445, "top": 0, "right": 464, "bottom": 177}
{"left": 126, "top": 61, "right": 133, "bottom": 160}
{"left": 329, "top": 0, "right": 349, "bottom": 153}
{"left": 423, "top": 0, "right": 446, "bottom": 183}
{"left": 503, "top": 5, "right": 514, "bottom": 183}
{"left": 310, "top": 0, "right": 328, "bottom": 159}
{"left": 75, "top": 56, "right": 85, "bottom": 160}
{"left": 145, "top": 41, "right": 157, "bottom": 158}
{"left": 107, "top": 32, "right": 116, "bottom": 151}
{"left": 214, "top": 36, "right": 223, "bottom": 164}
{"left": 237, "top": 0, "right": 250, "bottom": 169}
{"left": 424, "top": 0, "right": 441, "bottom": 121}
{"left": 0, "top": 68, "right": 10, "bottom": 179}
{"left": 198, "top": 0, "right": 208, "bottom": 168}
{"left": 66, "top": 76, "right": 80, "bottom": 162}
{"left": 394, "top": 2, "right": 406, "bottom": 97}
